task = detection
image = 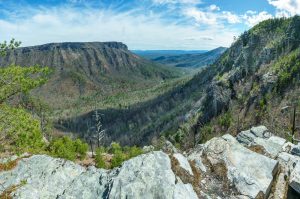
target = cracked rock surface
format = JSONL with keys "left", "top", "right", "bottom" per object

{"left": 0, "top": 152, "right": 197, "bottom": 199}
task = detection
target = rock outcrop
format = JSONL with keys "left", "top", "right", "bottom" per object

{"left": 1, "top": 125, "right": 300, "bottom": 199}
{"left": 0, "top": 152, "right": 197, "bottom": 199}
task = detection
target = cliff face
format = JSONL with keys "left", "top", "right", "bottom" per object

{"left": 0, "top": 42, "right": 180, "bottom": 108}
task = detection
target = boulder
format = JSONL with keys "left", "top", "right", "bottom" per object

{"left": 173, "top": 153, "right": 193, "bottom": 175}
{"left": 237, "top": 126, "right": 286, "bottom": 158}
{"left": 142, "top": 145, "right": 155, "bottom": 153}
{"left": 250, "top": 126, "right": 271, "bottom": 138}
{"left": 162, "top": 140, "right": 178, "bottom": 154}
{"left": 289, "top": 162, "right": 300, "bottom": 194}
{"left": 0, "top": 152, "right": 198, "bottom": 199}
{"left": 203, "top": 134, "right": 278, "bottom": 199}
{"left": 291, "top": 144, "right": 300, "bottom": 157}
{"left": 188, "top": 144, "right": 207, "bottom": 173}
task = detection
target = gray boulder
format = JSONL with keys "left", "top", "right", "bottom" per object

{"left": 173, "top": 153, "right": 193, "bottom": 175}
{"left": 291, "top": 144, "right": 300, "bottom": 157}
{"left": 203, "top": 134, "right": 278, "bottom": 199}
{"left": 162, "top": 140, "right": 178, "bottom": 154}
{"left": 290, "top": 162, "right": 300, "bottom": 194}
{"left": 0, "top": 152, "right": 198, "bottom": 199}
{"left": 237, "top": 126, "right": 286, "bottom": 158}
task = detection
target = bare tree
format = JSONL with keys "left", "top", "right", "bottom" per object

{"left": 93, "top": 110, "right": 105, "bottom": 148}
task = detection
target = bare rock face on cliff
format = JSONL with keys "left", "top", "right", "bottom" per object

{"left": 1, "top": 126, "right": 300, "bottom": 199}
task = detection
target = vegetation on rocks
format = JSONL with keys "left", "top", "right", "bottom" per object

{"left": 95, "top": 142, "right": 143, "bottom": 169}
{"left": 48, "top": 136, "right": 88, "bottom": 161}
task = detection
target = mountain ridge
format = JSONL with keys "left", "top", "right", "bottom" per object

{"left": 0, "top": 41, "right": 182, "bottom": 110}
{"left": 152, "top": 47, "right": 227, "bottom": 68}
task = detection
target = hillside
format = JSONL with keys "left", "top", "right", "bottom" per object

{"left": 152, "top": 47, "right": 226, "bottom": 68}
{"left": 0, "top": 42, "right": 182, "bottom": 111}
{"left": 59, "top": 16, "right": 300, "bottom": 147}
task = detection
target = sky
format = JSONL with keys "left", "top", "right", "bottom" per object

{"left": 0, "top": 0, "right": 299, "bottom": 50}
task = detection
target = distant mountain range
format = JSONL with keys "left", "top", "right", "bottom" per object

{"left": 132, "top": 50, "right": 208, "bottom": 59}
{"left": 152, "top": 47, "right": 227, "bottom": 68}
{"left": 0, "top": 42, "right": 181, "bottom": 109}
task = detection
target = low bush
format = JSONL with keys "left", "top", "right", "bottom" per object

{"left": 95, "top": 143, "right": 143, "bottom": 169}
{"left": 48, "top": 136, "right": 88, "bottom": 161}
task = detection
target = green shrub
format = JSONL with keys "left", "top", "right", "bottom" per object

{"left": 0, "top": 104, "right": 45, "bottom": 153}
{"left": 95, "top": 147, "right": 106, "bottom": 169}
{"left": 74, "top": 139, "right": 88, "bottom": 160}
{"left": 128, "top": 146, "right": 143, "bottom": 158}
{"left": 48, "top": 136, "right": 88, "bottom": 161}
{"left": 218, "top": 112, "right": 232, "bottom": 129}
{"left": 111, "top": 150, "right": 126, "bottom": 168}
{"left": 199, "top": 124, "right": 213, "bottom": 143}
{"left": 274, "top": 49, "right": 300, "bottom": 92}
{"left": 110, "top": 142, "right": 122, "bottom": 154}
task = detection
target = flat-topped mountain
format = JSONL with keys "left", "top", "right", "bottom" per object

{"left": 0, "top": 42, "right": 181, "bottom": 109}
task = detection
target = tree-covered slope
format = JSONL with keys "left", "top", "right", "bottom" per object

{"left": 0, "top": 42, "right": 182, "bottom": 110}
{"left": 59, "top": 16, "right": 300, "bottom": 148}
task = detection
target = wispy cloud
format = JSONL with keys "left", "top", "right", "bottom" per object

{"left": 183, "top": 6, "right": 271, "bottom": 27}
{"left": 0, "top": 5, "right": 239, "bottom": 50}
{"left": 0, "top": 0, "right": 289, "bottom": 50}
{"left": 268, "top": 0, "right": 300, "bottom": 16}
{"left": 242, "top": 11, "right": 273, "bottom": 26}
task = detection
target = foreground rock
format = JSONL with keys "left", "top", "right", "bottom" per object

{"left": 203, "top": 134, "right": 278, "bottom": 198}
{"left": 0, "top": 152, "right": 197, "bottom": 199}
{"left": 2, "top": 125, "right": 300, "bottom": 199}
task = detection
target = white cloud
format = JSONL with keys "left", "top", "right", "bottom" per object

{"left": 184, "top": 7, "right": 240, "bottom": 25}
{"left": 0, "top": 6, "right": 238, "bottom": 50}
{"left": 209, "top": 4, "right": 220, "bottom": 11}
{"left": 268, "top": 0, "right": 300, "bottom": 16}
{"left": 243, "top": 11, "right": 273, "bottom": 27}
{"left": 221, "top": 11, "right": 241, "bottom": 24}
{"left": 184, "top": 7, "right": 218, "bottom": 25}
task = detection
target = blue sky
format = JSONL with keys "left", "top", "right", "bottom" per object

{"left": 0, "top": 0, "right": 299, "bottom": 50}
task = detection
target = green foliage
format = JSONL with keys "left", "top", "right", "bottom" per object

{"left": 110, "top": 142, "right": 122, "bottom": 154}
{"left": 74, "top": 139, "right": 88, "bottom": 160}
{"left": 48, "top": 136, "right": 88, "bottom": 161}
{"left": 0, "top": 38, "right": 21, "bottom": 56}
{"left": 111, "top": 150, "right": 126, "bottom": 168}
{"left": 218, "top": 112, "right": 232, "bottom": 129}
{"left": 199, "top": 124, "right": 213, "bottom": 144}
{"left": 0, "top": 64, "right": 51, "bottom": 153}
{"left": 0, "top": 104, "right": 45, "bottom": 153}
{"left": 0, "top": 66, "right": 52, "bottom": 103}
{"left": 127, "top": 146, "right": 143, "bottom": 158}
{"left": 94, "top": 143, "right": 143, "bottom": 169}
{"left": 273, "top": 49, "right": 300, "bottom": 93}
{"left": 95, "top": 147, "right": 106, "bottom": 169}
